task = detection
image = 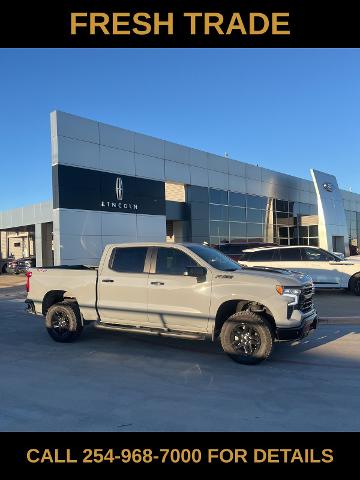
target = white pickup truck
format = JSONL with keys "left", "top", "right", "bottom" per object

{"left": 25, "top": 242, "right": 318, "bottom": 364}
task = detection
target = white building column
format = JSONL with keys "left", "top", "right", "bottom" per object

{"left": 35, "top": 223, "right": 43, "bottom": 267}
{"left": 311, "top": 169, "right": 350, "bottom": 256}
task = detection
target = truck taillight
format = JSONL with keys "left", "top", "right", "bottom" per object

{"left": 26, "top": 271, "right": 32, "bottom": 292}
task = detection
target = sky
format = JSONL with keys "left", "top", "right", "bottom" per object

{"left": 0, "top": 48, "right": 360, "bottom": 210}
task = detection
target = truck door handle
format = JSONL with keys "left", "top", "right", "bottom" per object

{"left": 102, "top": 279, "right": 114, "bottom": 283}
{"left": 150, "top": 281, "right": 164, "bottom": 286}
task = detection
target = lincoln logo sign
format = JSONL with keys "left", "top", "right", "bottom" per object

{"left": 115, "top": 177, "right": 123, "bottom": 201}
{"left": 101, "top": 176, "right": 138, "bottom": 211}
{"left": 323, "top": 182, "right": 334, "bottom": 192}
{"left": 53, "top": 164, "right": 166, "bottom": 215}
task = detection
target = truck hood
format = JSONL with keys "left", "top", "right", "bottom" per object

{"left": 229, "top": 265, "right": 312, "bottom": 286}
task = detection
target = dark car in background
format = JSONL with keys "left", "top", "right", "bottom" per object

{"left": 6, "top": 257, "right": 36, "bottom": 274}
{"left": 0, "top": 260, "right": 8, "bottom": 274}
{"left": 213, "top": 242, "right": 277, "bottom": 263}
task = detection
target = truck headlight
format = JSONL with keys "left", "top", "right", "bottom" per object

{"left": 276, "top": 285, "right": 302, "bottom": 306}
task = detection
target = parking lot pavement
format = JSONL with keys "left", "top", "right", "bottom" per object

{"left": 314, "top": 290, "right": 360, "bottom": 323}
{"left": 0, "top": 274, "right": 26, "bottom": 289}
{"left": 1, "top": 287, "right": 360, "bottom": 432}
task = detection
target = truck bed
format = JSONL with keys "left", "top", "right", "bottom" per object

{"left": 28, "top": 266, "right": 99, "bottom": 321}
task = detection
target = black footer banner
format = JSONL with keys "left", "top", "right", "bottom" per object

{"left": 0, "top": 432, "right": 358, "bottom": 472}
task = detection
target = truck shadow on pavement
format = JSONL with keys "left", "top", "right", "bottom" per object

{"left": 83, "top": 322, "right": 360, "bottom": 370}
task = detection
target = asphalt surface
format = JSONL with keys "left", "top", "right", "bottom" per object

{"left": 0, "top": 284, "right": 359, "bottom": 432}
{"left": 314, "top": 289, "right": 360, "bottom": 322}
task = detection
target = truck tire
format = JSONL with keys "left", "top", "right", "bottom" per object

{"left": 349, "top": 274, "right": 360, "bottom": 296}
{"left": 220, "top": 311, "right": 273, "bottom": 365}
{"left": 45, "top": 301, "right": 83, "bottom": 343}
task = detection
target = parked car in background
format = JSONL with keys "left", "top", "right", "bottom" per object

{"left": 6, "top": 258, "right": 18, "bottom": 273}
{"left": 213, "top": 242, "right": 277, "bottom": 263}
{"left": 7, "top": 257, "right": 36, "bottom": 274}
{"left": 239, "top": 245, "right": 360, "bottom": 295}
{"left": 0, "top": 260, "right": 8, "bottom": 274}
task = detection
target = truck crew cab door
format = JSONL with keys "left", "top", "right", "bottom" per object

{"left": 97, "top": 246, "right": 152, "bottom": 326}
{"left": 147, "top": 247, "right": 211, "bottom": 333}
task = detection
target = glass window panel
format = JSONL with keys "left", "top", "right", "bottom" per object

{"left": 308, "top": 205, "right": 317, "bottom": 215}
{"left": 247, "top": 195, "right": 268, "bottom": 210}
{"left": 156, "top": 248, "right": 198, "bottom": 275}
{"left": 275, "top": 199, "right": 289, "bottom": 212}
{"left": 188, "top": 185, "right": 209, "bottom": 203}
{"left": 110, "top": 247, "right": 148, "bottom": 273}
{"left": 279, "top": 239, "right": 289, "bottom": 246}
{"left": 219, "top": 235, "right": 229, "bottom": 243}
{"left": 246, "top": 237, "right": 264, "bottom": 243}
{"left": 229, "top": 206, "right": 246, "bottom": 222}
{"left": 289, "top": 226, "right": 297, "bottom": 238}
{"left": 299, "top": 237, "right": 309, "bottom": 245}
{"left": 230, "top": 237, "right": 247, "bottom": 244}
{"left": 210, "top": 204, "right": 228, "bottom": 221}
{"left": 308, "top": 238, "right": 319, "bottom": 247}
{"left": 345, "top": 211, "right": 351, "bottom": 226}
{"left": 279, "top": 248, "right": 302, "bottom": 261}
{"left": 275, "top": 212, "right": 289, "bottom": 220}
{"left": 299, "top": 226, "right": 309, "bottom": 237}
{"left": 229, "top": 192, "right": 247, "bottom": 207}
{"left": 210, "top": 236, "right": 220, "bottom": 246}
{"left": 209, "top": 189, "right": 228, "bottom": 205}
{"left": 229, "top": 222, "right": 246, "bottom": 237}
{"left": 247, "top": 209, "right": 265, "bottom": 223}
{"left": 309, "top": 225, "right": 318, "bottom": 237}
{"left": 250, "top": 249, "right": 276, "bottom": 261}
{"left": 302, "top": 247, "right": 333, "bottom": 261}
{"left": 298, "top": 203, "right": 311, "bottom": 215}
{"left": 210, "top": 221, "right": 228, "bottom": 237}
{"left": 278, "top": 227, "right": 289, "bottom": 237}
{"left": 247, "top": 223, "right": 264, "bottom": 237}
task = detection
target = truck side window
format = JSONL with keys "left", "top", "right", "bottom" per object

{"left": 156, "top": 248, "right": 198, "bottom": 276}
{"left": 110, "top": 247, "right": 148, "bottom": 273}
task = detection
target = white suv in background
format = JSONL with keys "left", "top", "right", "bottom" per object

{"left": 239, "top": 246, "right": 360, "bottom": 295}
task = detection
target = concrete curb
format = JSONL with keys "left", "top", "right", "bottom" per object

{"left": 319, "top": 317, "right": 360, "bottom": 325}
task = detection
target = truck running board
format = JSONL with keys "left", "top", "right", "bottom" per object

{"left": 95, "top": 322, "right": 206, "bottom": 340}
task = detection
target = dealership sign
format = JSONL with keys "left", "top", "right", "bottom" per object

{"left": 322, "top": 182, "right": 334, "bottom": 192}
{"left": 101, "top": 176, "right": 139, "bottom": 211}
{"left": 53, "top": 165, "right": 166, "bottom": 215}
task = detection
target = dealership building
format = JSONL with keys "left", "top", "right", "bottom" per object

{"left": 0, "top": 110, "right": 360, "bottom": 267}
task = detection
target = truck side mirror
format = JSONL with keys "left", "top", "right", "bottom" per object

{"left": 184, "top": 266, "right": 207, "bottom": 278}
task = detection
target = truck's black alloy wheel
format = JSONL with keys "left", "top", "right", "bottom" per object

{"left": 220, "top": 311, "right": 273, "bottom": 365}
{"left": 45, "top": 301, "right": 83, "bottom": 343}
{"left": 230, "top": 324, "right": 261, "bottom": 356}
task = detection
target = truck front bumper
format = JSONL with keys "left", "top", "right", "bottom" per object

{"left": 276, "top": 312, "right": 318, "bottom": 341}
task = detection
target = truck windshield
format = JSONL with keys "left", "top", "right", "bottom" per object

{"left": 187, "top": 244, "right": 242, "bottom": 271}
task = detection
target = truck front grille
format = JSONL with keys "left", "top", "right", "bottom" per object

{"left": 298, "top": 283, "right": 314, "bottom": 313}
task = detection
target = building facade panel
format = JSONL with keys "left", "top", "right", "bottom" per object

{"left": 2, "top": 110, "right": 360, "bottom": 268}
